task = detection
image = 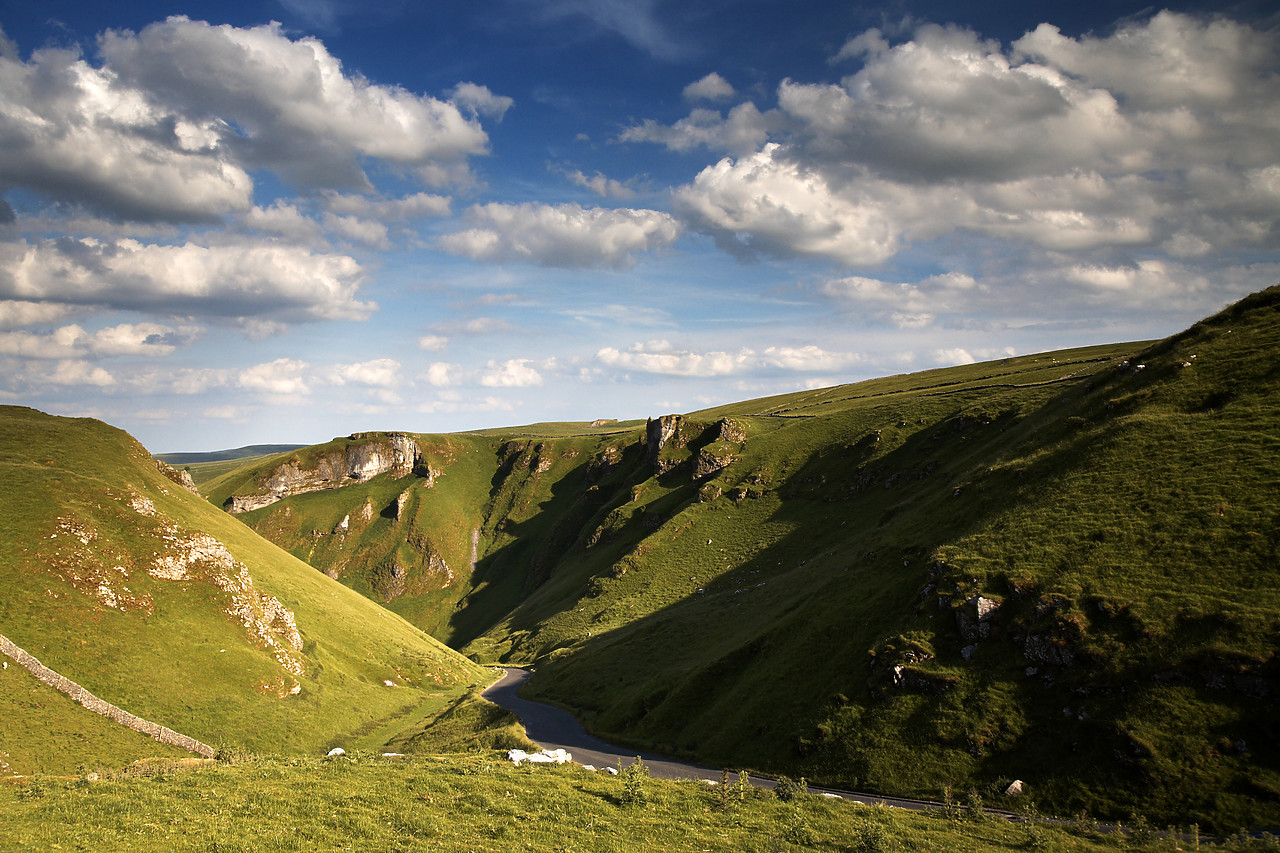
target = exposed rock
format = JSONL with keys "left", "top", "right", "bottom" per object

{"left": 956, "top": 595, "right": 1001, "bottom": 642}
{"left": 149, "top": 529, "right": 305, "bottom": 676}
{"left": 961, "top": 644, "right": 977, "bottom": 662}
{"left": 359, "top": 499, "right": 374, "bottom": 523}
{"left": 694, "top": 447, "right": 737, "bottom": 481}
{"left": 698, "top": 483, "right": 723, "bottom": 503}
{"left": 590, "top": 418, "right": 618, "bottom": 427}
{"left": 710, "top": 417, "right": 746, "bottom": 444}
{"left": 1004, "top": 780, "right": 1024, "bottom": 797}
{"left": 1023, "top": 633, "right": 1075, "bottom": 667}
{"left": 128, "top": 493, "right": 156, "bottom": 516}
{"left": 154, "top": 460, "right": 200, "bottom": 495}
{"left": 645, "top": 414, "right": 683, "bottom": 474}
{"left": 224, "top": 433, "right": 424, "bottom": 514}
{"left": 586, "top": 446, "right": 622, "bottom": 484}
{"left": 334, "top": 514, "right": 349, "bottom": 534}
{"left": 393, "top": 489, "right": 411, "bottom": 520}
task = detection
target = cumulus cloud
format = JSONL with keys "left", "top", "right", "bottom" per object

{"left": 619, "top": 103, "right": 776, "bottom": 156}
{"left": 0, "top": 322, "right": 201, "bottom": 359}
{"left": 0, "top": 18, "right": 498, "bottom": 224}
{"left": 417, "top": 334, "right": 449, "bottom": 352}
{"left": 0, "top": 45, "right": 252, "bottom": 222}
{"left": 0, "top": 237, "right": 373, "bottom": 323}
{"left": 449, "top": 82, "right": 514, "bottom": 120}
{"left": 327, "top": 357, "right": 401, "bottom": 387}
{"left": 673, "top": 144, "right": 902, "bottom": 264}
{"left": 596, "top": 339, "right": 857, "bottom": 377}
{"left": 440, "top": 202, "right": 680, "bottom": 268}
{"left": 683, "top": 72, "right": 735, "bottom": 101}
{"left": 643, "top": 13, "right": 1280, "bottom": 268}
{"left": 98, "top": 17, "right": 492, "bottom": 190}
{"left": 238, "top": 357, "right": 311, "bottom": 396}
{"left": 0, "top": 301, "right": 79, "bottom": 331}
{"left": 562, "top": 169, "right": 636, "bottom": 199}
{"left": 478, "top": 358, "right": 543, "bottom": 387}
{"left": 323, "top": 191, "right": 452, "bottom": 221}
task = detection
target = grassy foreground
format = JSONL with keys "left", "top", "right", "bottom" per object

{"left": 0, "top": 752, "right": 1211, "bottom": 853}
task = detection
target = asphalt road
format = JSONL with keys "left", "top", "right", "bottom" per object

{"left": 481, "top": 667, "right": 959, "bottom": 812}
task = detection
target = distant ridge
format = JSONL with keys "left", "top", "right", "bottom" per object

{"left": 155, "top": 444, "right": 305, "bottom": 465}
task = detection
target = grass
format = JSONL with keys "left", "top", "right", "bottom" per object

{"left": 0, "top": 406, "right": 487, "bottom": 775}
{"left": 11, "top": 287, "right": 1279, "bottom": 833}
{"left": 0, "top": 752, "right": 1154, "bottom": 852}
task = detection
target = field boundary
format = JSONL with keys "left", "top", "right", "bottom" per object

{"left": 0, "top": 634, "right": 215, "bottom": 759}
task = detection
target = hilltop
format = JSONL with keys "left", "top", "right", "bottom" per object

{"left": 0, "top": 406, "right": 487, "bottom": 776}
{"left": 213, "top": 286, "right": 1280, "bottom": 831}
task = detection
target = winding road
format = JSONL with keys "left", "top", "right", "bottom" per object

{"left": 482, "top": 667, "right": 958, "bottom": 812}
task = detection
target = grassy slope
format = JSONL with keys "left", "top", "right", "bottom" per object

{"left": 0, "top": 754, "right": 1132, "bottom": 853}
{"left": 0, "top": 407, "right": 486, "bottom": 774}
{"left": 213, "top": 286, "right": 1280, "bottom": 831}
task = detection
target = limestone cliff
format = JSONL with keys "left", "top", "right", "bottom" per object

{"left": 224, "top": 432, "right": 422, "bottom": 514}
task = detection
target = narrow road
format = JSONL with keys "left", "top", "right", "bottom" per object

{"left": 482, "top": 667, "right": 958, "bottom": 812}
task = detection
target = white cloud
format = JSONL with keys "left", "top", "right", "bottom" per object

{"left": 238, "top": 358, "right": 311, "bottom": 396}
{"left": 424, "top": 362, "right": 458, "bottom": 387}
{"left": 418, "top": 334, "right": 449, "bottom": 352}
{"left": 563, "top": 169, "right": 636, "bottom": 199}
{"left": 98, "top": 17, "right": 491, "bottom": 190}
{"left": 683, "top": 72, "right": 735, "bottom": 101}
{"left": 935, "top": 348, "right": 976, "bottom": 365}
{"left": 440, "top": 202, "right": 680, "bottom": 268}
{"left": 322, "top": 213, "right": 390, "bottom": 248}
{"left": 596, "top": 340, "right": 754, "bottom": 377}
{"left": 478, "top": 358, "right": 543, "bottom": 387}
{"left": 674, "top": 144, "right": 901, "bottom": 265}
{"left": 647, "top": 13, "right": 1280, "bottom": 270}
{"left": 242, "top": 202, "right": 322, "bottom": 242}
{"left": 619, "top": 103, "right": 775, "bottom": 156}
{"left": 327, "top": 357, "right": 401, "bottom": 387}
{"left": 0, "top": 45, "right": 252, "bottom": 221}
{"left": 48, "top": 359, "right": 116, "bottom": 387}
{"left": 0, "top": 237, "right": 373, "bottom": 322}
{"left": 324, "top": 191, "right": 452, "bottom": 220}
{"left": 449, "top": 82, "right": 514, "bottom": 120}
{"left": 0, "top": 301, "right": 79, "bottom": 330}
{"left": 597, "top": 339, "right": 861, "bottom": 377}
{"left": 0, "top": 322, "right": 200, "bottom": 359}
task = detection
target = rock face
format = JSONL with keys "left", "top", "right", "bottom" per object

{"left": 154, "top": 460, "right": 200, "bottom": 495}
{"left": 645, "top": 415, "right": 683, "bottom": 474}
{"left": 224, "top": 433, "right": 422, "bottom": 514}
{"left": 956, "top": 595, "right": 1001, "bottom": 642}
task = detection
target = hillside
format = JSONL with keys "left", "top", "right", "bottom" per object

{"left": 0, "top": 407, "right": 487, "bottom": 776}
{"left": 213, "top": 286, "right": 1279, "bottom": 831}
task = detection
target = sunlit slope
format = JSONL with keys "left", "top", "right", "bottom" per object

{"left": 214, "top": 286, "right": 1280, "bottom": 830}
{"left": 0, "top": 407, "right": 485, "bottom": 774}
{"left": 516, "top": 288, "right": 1280, "bottom": 830}
{"left": 210, "top": 428, "right": 652, "bottom": 646}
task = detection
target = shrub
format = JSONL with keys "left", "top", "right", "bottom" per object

{"left": 775, "top": 774, "right": 808, "bottom": 802}
{"left": 849, "top": 816, "right": 888, "bottom": 852}
{"left": 619, "top": 756, "right": 649, "bottom": 807}
{"left": 782, "top": 807, "right": 816, "bottom": 846}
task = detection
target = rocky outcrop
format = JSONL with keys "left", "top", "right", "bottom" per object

{"left": 224, "top": 433, "right": 423, "bottom": 514}
{"left": 155, "top": 460, "right": 200, "bottom": 495}
{"left": 645, "top": 415, "right": 683, "bottom": 474}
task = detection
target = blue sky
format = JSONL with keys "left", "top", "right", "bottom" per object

{"left": 0, "top": 0, "right": 1277, "bottom": 452}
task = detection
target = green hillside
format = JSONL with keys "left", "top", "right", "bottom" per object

{"left": 0, "top": 407, "right": 487, "bottom": 776}
{"left": 210, "top": 286, "right": 1280, "bottom": 831}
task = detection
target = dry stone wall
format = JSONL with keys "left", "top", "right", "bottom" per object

{"left": 0, "top": 634, "right": 215, "bottom": 758}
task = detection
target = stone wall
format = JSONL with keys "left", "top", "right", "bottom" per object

{"left": 0, "top": 634, "right": 215, "bottom": 759}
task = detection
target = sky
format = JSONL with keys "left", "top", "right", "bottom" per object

{"left": 0, "top": 1, "right": 1277, "bottom": 452}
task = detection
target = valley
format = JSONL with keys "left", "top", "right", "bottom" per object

{"left": 2, "top": 286, "right": 1279, "bottom": 836}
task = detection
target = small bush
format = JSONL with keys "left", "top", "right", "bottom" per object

{"left": 849, "top": 816, "right": 889, "bottom": 852}
{"left": 775, "top": 774, "right": 808, "bottom": 802}
{"left": 782, "top": 807, "right": 816, "bottom": 846}
{"left": 1222, "top": 832, "right": 1280, "bottom": 852}
{"left": 619, "top": 756, "right": 649, "bottom": 807}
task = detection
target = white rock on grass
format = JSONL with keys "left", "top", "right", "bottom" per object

{"left": 507, "top": 748, "right": 572, "bottom": 766}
